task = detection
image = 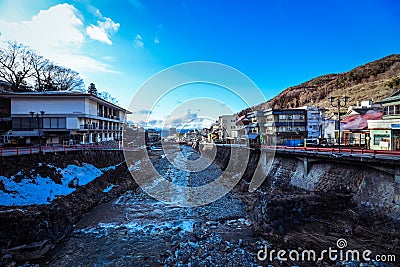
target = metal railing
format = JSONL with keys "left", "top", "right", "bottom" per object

{"left": 260, "top": 145, "right": 400, "bottom": 157}
{"left": 0, "top": 144, "right": 123, "bottom": 157}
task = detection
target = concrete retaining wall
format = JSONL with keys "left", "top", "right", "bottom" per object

{"left": 0, "top": 150, "right": 139, "bottom": 262}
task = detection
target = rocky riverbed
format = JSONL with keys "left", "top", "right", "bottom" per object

{"left": 34, "top": 146, "right": 266, "bottom": 266}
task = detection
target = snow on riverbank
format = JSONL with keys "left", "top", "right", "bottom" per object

{"left": 0, "top": 163, "right": 103, "bottom": 206}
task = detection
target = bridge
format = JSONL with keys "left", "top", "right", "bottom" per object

{"left": 256, "top": 145, "right": 400, "bottom": 207}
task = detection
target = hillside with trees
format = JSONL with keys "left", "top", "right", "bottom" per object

{"left": 240, "top": 54, "right": 400, "bottom": 116}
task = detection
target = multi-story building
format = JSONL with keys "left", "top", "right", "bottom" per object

{"left": 217, "top": 114, "right": 240, "bottom": 142}
{"left": 297, "top": 106, "right": 325, "bottom": 139}
{"left": 246, "top": 110, "right": 265, "bottom": 135}
{"left": 263, "top": 108, "right": 307, "bottom": 145}
{"left": 368, "top": 90, "right": 400, "bottom": 150}
{"left": 2, "top": 91, "right": 130, "bottom": 145}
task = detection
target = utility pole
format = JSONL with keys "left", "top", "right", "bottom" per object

{"left": 329, "top": 96, "right": 349, "bottom": 153}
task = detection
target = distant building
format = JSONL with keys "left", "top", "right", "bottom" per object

{"left": 339, "top": 100, "right": 382, "bottom": 147}
{"left": 232, "top": 114, "right": 249, "bottom": 143}
{"left": 2, "top": 91, "right": 131, "bottom": 145}
{"left": 217, "top": 114, "right": 240, "bottom": 143}
{"left": 344, "top": 100, "right": 381, "bottom": 118}
{"left": 169, "top": 127, "right": 177, "bottom": 136}
{"left": 246, "top": 111, "right": 265, "bottom": 134}
{"left": 145, "top": 128, "right": 161, "bottom": 144}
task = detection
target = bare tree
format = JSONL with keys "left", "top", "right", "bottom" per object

{"left": 51, "top": 66, "right": 84, "bottom": 91}
{"left": 30, "top": 53, "right": 53, "bottom": 91}
{"left": 98, "top": 91, "right": 119, "bottom": 104}
{"left": 0, "top": 41, "right": 35, "bottom": 91}
{"left": 0, "top": 41, "right": 85, "bottom": 92}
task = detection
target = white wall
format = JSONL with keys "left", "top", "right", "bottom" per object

{"left": 219, "top": 115, "right": 238, "bottom": 138}
{"left": 85, "top": 99, "right": 98, "bottom": 116}
{"left": 12, "top": 98, "right": 85, "bottom": 114}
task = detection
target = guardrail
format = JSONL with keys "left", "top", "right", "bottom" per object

{"left": 261, "top": 145, "right": 400, "bottom": 157}
{"left": 0, "top": 144, "right": 122, "bottom": 157}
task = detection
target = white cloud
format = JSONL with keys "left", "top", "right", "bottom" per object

{"left": 0, "top": 3, "right": 118, "bottom": 75}
{"left": 0, "top": 4, "right": 84, "bottom": 51}
{"left": 86, "top": 17, "right": 120, "bottom": 45}
{"left": 154, "top": 37, "right": 160, "bottom": 44}
{"left": 134, "top": 34, "right": 144, "bottom": 48}
{"left": 164, "top": 110, "right": 206, "bottom": 128}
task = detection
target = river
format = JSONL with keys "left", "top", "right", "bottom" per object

{"left": 39, "top": 146, "right": 264, "bottom": 266}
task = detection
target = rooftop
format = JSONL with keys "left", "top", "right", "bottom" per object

{"left": 0, "top": 91, "right": 131, "bottom": 113}
{"left": 378, "top": 89, "right": 400, "bottom": 104}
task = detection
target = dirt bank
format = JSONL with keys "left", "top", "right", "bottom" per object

{"left": 0, "top": 150, "right": 141, "bottom": 264}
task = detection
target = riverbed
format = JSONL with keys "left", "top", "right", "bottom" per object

{"left": 38, "top": 146, "right": 264, "bottom": 266}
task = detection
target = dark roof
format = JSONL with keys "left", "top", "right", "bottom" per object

{"left": 0, "top": 80, "right": 12, "bottom": 86}
{"left": 378, "top": 89, "right": 400, "bottom": 104}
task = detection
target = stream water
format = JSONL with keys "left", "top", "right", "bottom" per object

{"left": 39, "top": 146, "right": 264, "bottom": 266}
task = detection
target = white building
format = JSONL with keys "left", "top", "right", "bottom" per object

{"left": 2, "top": 91, "right": 131, "bottom": 145}
{"left": 217, "top": 114, "right": 240, "bottom": 142}
{"left": 296, "top": 106, "right": 326, "bottom": 139}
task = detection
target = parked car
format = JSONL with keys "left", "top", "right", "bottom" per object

{"left": 298, "top": 138, "right": 331, "bottom": 147}
{"left": 297, "top": 139, "right": 320, "bottom": 147}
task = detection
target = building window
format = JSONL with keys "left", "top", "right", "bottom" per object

{"left": 373, "top": 134, "right": 390, "bottom": 145}
{"left": 42, "top": 117, "right": 66, "bottom": 129}
{"left": 12, "top": 118, "right": 22, "bottom": 129}
{"left": 21, "top": 118, "right": 31, "bottom": 129}
{"left": 389, "top": 105, "right": 395, "bottom": 115}
{"left": 12, "top": 117, "right": 41, "bottom": 130}
{"left": 383, "top": 106, "right": 387, "bottom": 115}
{"left": 43, "top": 118, "right": 51, "bottom": 128}
{"left": 396, "top": 105, "right": 400, "bottom": 115}
{"left": 51, "top": 118, "right": 58, "bottom": 128}
{"left": 58, "top": 118, "right": 66, "bottom": 128}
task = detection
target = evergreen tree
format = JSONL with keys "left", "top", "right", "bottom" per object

{"left": 88, "top": 83, "right": 97, "bottom": 95}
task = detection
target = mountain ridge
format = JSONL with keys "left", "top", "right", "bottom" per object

{"left": 240, "top": 54, "right": 400, "bottom": 115}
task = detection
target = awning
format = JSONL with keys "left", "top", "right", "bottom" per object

{"left": 248, "top": 133, "right": 260, "bottom": 139}
{"left": 341, "top": 110, "right": 382, "bottom": 130}
{"left": 236, "top": 115, "right": 246, "bottom": 123}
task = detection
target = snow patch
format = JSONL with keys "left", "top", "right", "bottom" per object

{"left": 128, "top": 160, "right": 141, "bottom": 171}
{"left": 0, "top": 163, "right": 105, "bottom": 206}
{"left": 101, "top": 161, "right": 125, "bottom": 172}
{"left": 103, "top": 184, "right": 115, "bottom": 193}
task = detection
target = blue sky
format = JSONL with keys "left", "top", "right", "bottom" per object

{"left": 0, "top": 0, "right": 399, "bottom": 128}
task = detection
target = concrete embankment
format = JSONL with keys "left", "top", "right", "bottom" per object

{"left": 199, "top": 144, "right": 400, "bottom": 261}
{"left": 0, "top": 150, "right": 140, "bottom": 263}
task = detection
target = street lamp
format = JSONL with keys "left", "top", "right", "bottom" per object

{"left": 30, "top": 110, "right": 45, "bottom": 153}
{"left": 329, "top": 96, "right": 349, "bottom": 152}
